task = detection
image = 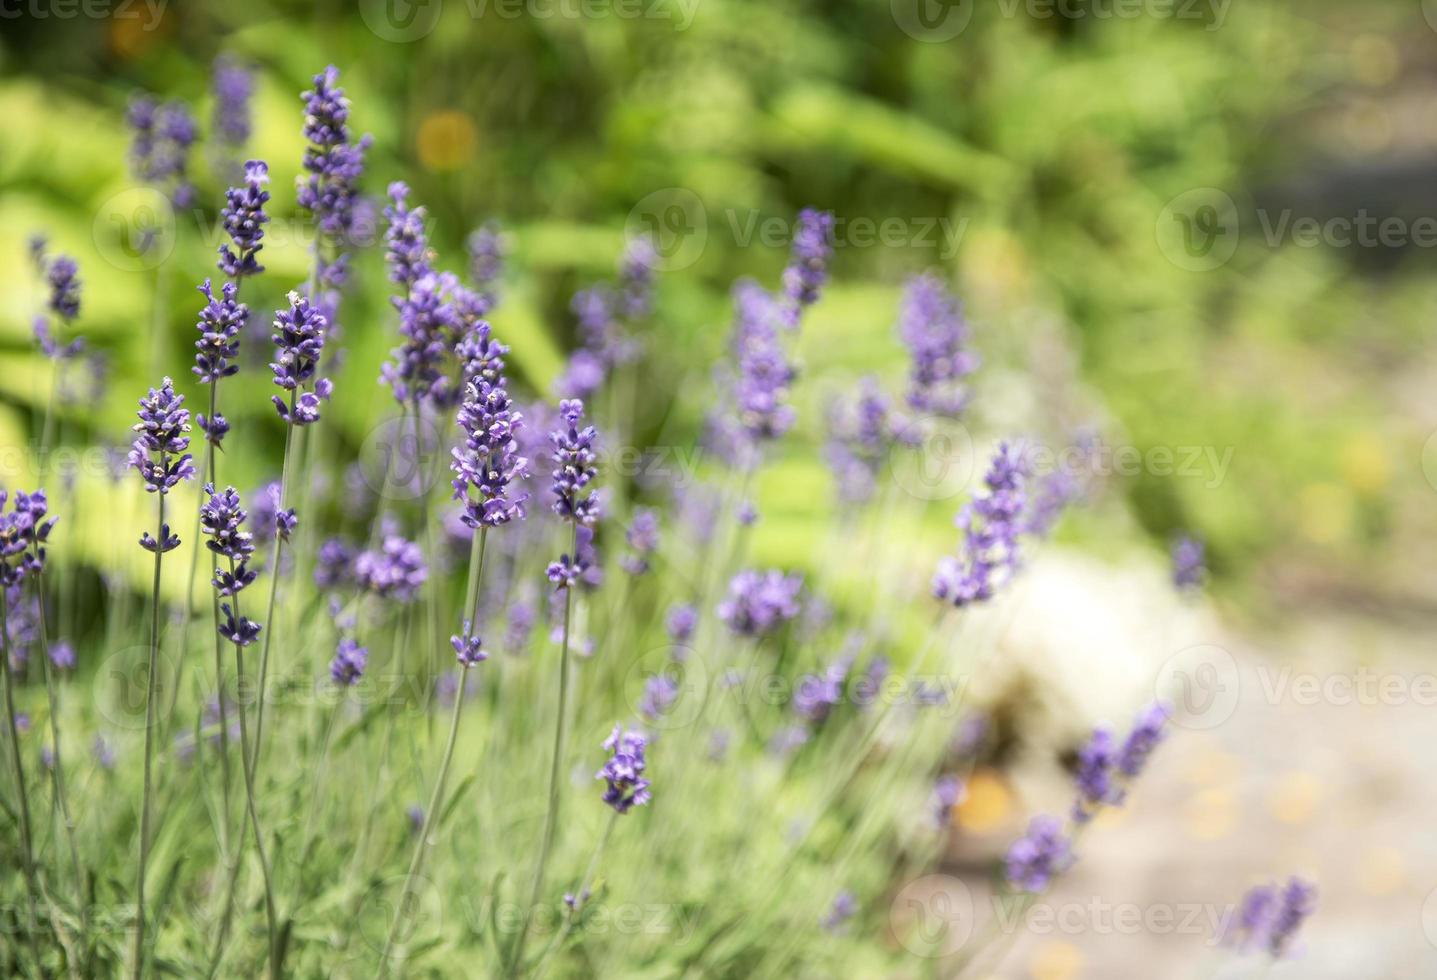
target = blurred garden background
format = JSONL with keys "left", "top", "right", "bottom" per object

{"left": 2, "top": 0, "right": 1437, "bottom": 976}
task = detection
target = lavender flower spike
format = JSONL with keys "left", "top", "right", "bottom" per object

{"left": 199, "top": 485, "right": 262, "bottom": 645}
{"left": 1005, "top": 814, "right": 1073, "bottom": 893}
{"left": 1116, "top": 701, "right": 1169, "bottom": 778}
{"left": 1268, "top": 877, "right": 1318, "bottom": 957}
{"left": 47, "top": 255, "right": 81, "bottom": 321}
{"left": 297, "top": 66, "right": 372, "bottom": 242}
{"left": 1171, "top": 534, "right": 1206, "bottom": 592}
{"left": 545, "top": 399, "right": 599, "bottom": 588}
{"left": 212, "top": 56, "right": 254, "bottom": 161}
{"left": 898, "top": 273, "right": 977, "bottom": 417}
{"left": 270, "top": 291, "right": 332, "bottom": 426}
{"left": 781, "top": 208, "right": 834, "bottom": 327}
{"left": 1071, "top": 725, "right": 1120, "bottom": 822}
{"left": 330, "top": 637, "right": 368, "bottom": 686}
{"left": 597, "top": 724, "right": 651, "bottom": 814}
{"left": 451, "top": 367, "right": 528, "bottom": 529}
{"left": 718, "top": 570, "right": 802, "bottom": 638}
{"left": 129, "top": 378, "right": 195, "bottom": 507}
{"left": 218, "top": 160, "right": 271, "bottom": 280}
{"left": 932, "top": 442, "right": 1028, "bottom": 608}
{"left": 383, "top": 181, "right": 431, "bottom": 291}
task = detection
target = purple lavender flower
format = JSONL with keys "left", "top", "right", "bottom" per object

{"left": 780, "top": 209, "right": 834, "bottom": 328}
{"left": 451, "top": 361, "right": 528, "bottom": 529}
{"left": 820, "top": 890, "right": 856, "bottom": 934}
{"left": 128, "top": 96, "right": 197, "bottom": 207}
{"left": 330, "top": 637, "right": 368, "bottom": 686}
{"left": 0, "top": 490, "right": 57, "bottom": 587}
{"left": 270, "top": 291, "right": 332, "bottom": 426}
{"left": 1071, "top": 725, "right": 1119, "bottom": 822}
{"left": 1023, "top": 469, "right": 1082, "bottom": 537}
{"left": 200, "top": 485, "right": 262, "bottom": 646}
{"left": 217, "top": 160, "right": 270, "bottom": 280}
{"left": 129, "top": 378, "right": 195, "bottom": 514}
{"left": 555, "top": 349, "right": 607, "bottom": 402}
{"left": 620, "top": 508, "right": 660, "bottom": 575}
{"left": 383, "top": 181, "right": 431, "bottom": 292}
{"left": 730, "top": 280, "right": 797, "bottom": 443}
{"left": 1225, "top": 883, "right": 1278, "bottom": 952}
{"left": 1116, "top": 702, "right": 1169, "bottom": 778}
{"left": 48, "top": 640, "right": 75, "bottom": 671}
{"left": 638, "top": 674, "right": 679, "bottom": 723}
{"left": 793, "top": 657, "right": 850, "bottom": 726}
{"left": 92, "top": 735, "right": 116, "bottom": 771}
{"left": 46, "top": 255, "right": 81, "bottom": 321}
{"left": 212, "top": 56, "right": 253, "bottom": 161}
{"left": 665, "top": 603, "right": 697, "bottom": 645}
{"left": 618, "top": 235, "right": 658, "bottom": 320}
{"left": 467, "top": 221, "right": 505, "bottom": 312}
{"left": 355, "top": 534, "right": 427, "bottom": 603}
{"left": 1171, "top": 534, "right": 1206, "bottom": 592}
{"left": 932, "top": 443, "right": 1028, "bottom": 607}
{"left": 315, "top": 537, "right": 356, "bottom": 590}
{"left": 1268, "top": 877, "right": 1317, "bottom": 957}
{"left": 898, "top": 273, "right": 977, "bottom": 417}
{"left": 298, "top": 66, "right": 372, "bottom": 243}
{"left": 381, "top": 271, "right": 458, "bottom": 406}
{"left": 718, "top": 570, "right": 802, "bottom": 638}
{"left": 450, "top": 622, "right": 488, "bottom": 666}
{"left": 193, "top": 279, "right": 247, "bottom": 387}
{"left": 930, "top": 776, "right": 964, "bottom": 827}
{"left": 597, "top": 724, "right": 651, "bottom": 814}
{"left": 825, "top": 377, "right": 899, "bottom": 506}
{"left": 544, "top": 399, "right": 600, "bottom": 586}
{"left": 1005, "top": 815, "right": 1073, "bottom": 893}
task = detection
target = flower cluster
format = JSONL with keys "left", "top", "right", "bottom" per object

{"left": 330, "top": 637, "right": 368, "bottom": 686}
{"left": 0, "top": 490, "right": 56, "bottom": 587}
{"left": 270, "top": 292, "right": 333, "bottom": 426}
{"left": 381, "top": 270, "right": 459, "bottom": 406}
{"left": 597, "top": 724, "right": 651, "bottom": 814}
{"left": 1005, "top": 815, "right": 1074, "bottom": 893}
{"left": 665, "top": 603, "right": 697, "bottom": 645}
{"left": 932, "top": 443, "right": 1028, "bottom": 607}
{"left": 450, "top": 621, "right": 488, "bottom": 666}
{"left": 718, "top": 570, "right": 803, "bottom": 638}
{"left": 548, "top": 398, "right": 599, "bottom": 526}
{"left": 199, "top": 485, "right": 262, "bottom": 647}
{"left": 792, "top": 656, "right": 850, "bottom": 726}
{"left": 355, "top": 533, "right": 428, "bottom": 603}
{"left": 1171, "top": 534, "right": 1206, "bottom": 592}
{"left": 383, "top": 182, "right": 431, "bottom": 292}
{"left": 127, "top": 95, "right": 197, "bottom": 207}
{"left": 46, "top": 255, "right": 81, "bottom": 321}
{"left": 824, "top": 377, "right": 914, "bottom": 506}
{"left": 466, "top": 222, "right": 505, "bottom": 313}
{"left": 731, "top": 281, "right": 796, "bottom": 444}
{"left": 898, "top": 274, "right": 977, "bottom": 417}
{"left": 217, "top": 160, "right": 270, "bottom": 280}
{"left": 451, "top": 338, "right": 528, "bottom": 529}
{"left": 128, "top": 378, "right": 195, "bottom": 504}
{"left": 620, "top": 508, "right": 659, "bottom": 575}
{"left": 638, "top": 674, "right": 679, "bottom": 723}
{"left": 297, "top": 66, "right": 372, "bottom": 242}
{"left": 211, "top": 56, "right": 253, "bottom": 167}
{"left": 193, "top": 279, "right": 247, "bottom": 389}
{"left": 930, "top": 776, "right": 965, "bottom": 828}
{"left": 1226, "top": 877, "right": 1318, "bottom": 957}
{"left": 780, "top": 208, "right": 834, "bottom": 326}
{"left": 1071, "top": 702, "right": 1169, "bottom": 823}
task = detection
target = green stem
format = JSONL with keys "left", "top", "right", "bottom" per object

{"left": 513, "top": 523, "right": 577, "bottom": 977}
{"left": 251, "top": 390, "right": 298, "bottom": 774}
{"left": 131, "top": 487, "right": 167, "bottom": 980}
{"left": 530, "top": 810, "right": 619, "bottom": 980}
{"left": 34, "top": 581, "right": 87, "bottom": 952}
{"left": 1, "top": 590, "right": 45, "bottom": 974}
{"left": 377, "top": 527, "right": 488, "bottom": 978}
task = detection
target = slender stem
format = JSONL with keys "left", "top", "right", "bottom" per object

{"left": 251, "top": 391, "right": 298, "bottom": 773}
{"left": 1, "top": 590, "right": 45, "bottom": 973}
{"left": 228, "top": 556, "right": 280, "bottom": 978}
{"left": 131, "top": 487, "right": 167, "bottom": 980}
{"left": 377, "top": 527, "right": 488, "bottom": 978}
{"left": 530, "top": 810, "right": 619, "bottom": 980}
{"left": 35, "top": 581, "right": 87, "bottom": 949}
{"left": 514, "top": 524, "right": 578, "bottom": 976}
